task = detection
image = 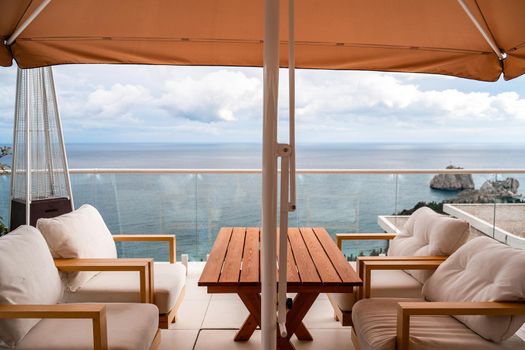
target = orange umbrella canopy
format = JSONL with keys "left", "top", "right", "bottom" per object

{"left": 1, "top": 0, "right": 525, "bottom": 81}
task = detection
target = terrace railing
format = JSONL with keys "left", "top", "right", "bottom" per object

{"left": 1, "top": 168, "right": 524, "bottom": 260}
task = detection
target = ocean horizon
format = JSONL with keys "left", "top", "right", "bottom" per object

{"left": 59, "top": 142, "right": 525, "bottom": 169}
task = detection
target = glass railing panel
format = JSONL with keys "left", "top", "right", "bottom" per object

{"left": 196, "top": 173, "right": 261, "bottom": 261}
{"left": 493, "top": 172, "right": 525, "bottom": 249}
{"left": 71, "top": 172, "right": 197, "bottom": 262}
{"left": 4, "top": 169, "right": 521, "bottom": 261}
{"left": 296, "top": 173, "right": 397, "bottom": 260}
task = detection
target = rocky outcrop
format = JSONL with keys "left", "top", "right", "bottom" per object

{"left": 448, "top": 177, "right": 521, "bottom": 204}
{"left": 430, "top": 165, "right": 475, "bottom": 191}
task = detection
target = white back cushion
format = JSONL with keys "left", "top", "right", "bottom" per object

{"left": 37, "top": 204, "right": 117, "bottom": 291}
{"left": 423, "top": 236, "right": 525, "bottom": 343}
{"left": 388, "top": 206, "right": 469, "bottom": 282}
{"left": 0, "top": 226, "right": 63, "bottom": 348}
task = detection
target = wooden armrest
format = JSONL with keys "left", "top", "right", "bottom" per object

{"left": 336, "top": 233, "right": 397, "bottom": 250}
{"left": 0, "top": 304, "right": 108, "bottom": 350}
{"left": 356, "top": 255, "right": 447, "bottom": 276}
{"left": 360, "top": 260, "right": 443, "bottom": 299}
{"left": 113, "top": 234, "right": 176, "bottom": 263}
{"left": 396, "top": 301, "right": 525, "bottom": 350}
{"left": 54, "top": 258, "right": 154, "bottom": 303}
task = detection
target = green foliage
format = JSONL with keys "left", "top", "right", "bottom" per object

{"left": 395, "top": 201, "right": 445, "bottom": 215}
{"left": 0, "top": 146, "right": 11, "bottom": 235}
{"left": 0, "top": 220, "right": 7, "bottom": 236}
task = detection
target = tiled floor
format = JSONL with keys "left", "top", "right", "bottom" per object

{"left": 157, "top": 262, "right": 354, "bottom": 350}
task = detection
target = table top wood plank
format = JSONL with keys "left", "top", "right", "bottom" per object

{"left": 276, "top": 229, "right": 300, "bottom": 283}
{"left": 312, "top": 227, "right": 361, "bottom": 283}
{"left": 288, "top": 228, "right": 321, "bottom": 283}
{"left": 198, "top": 227, "right": 233, "bottom": 285}
{"left": 240, "top": 227, "right": 260, "bottom": 284}
{"left": 286, "top": 236, "right": 301, "bottom": 283}
{"left": 219, "top": 227, "right": 247, "bottom": 283}
{"left": 300, "top": 227, "right": 341, "bottom": 283}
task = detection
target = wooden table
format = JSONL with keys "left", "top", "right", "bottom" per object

{"left": 198, "top": 227, "right": 362, "bottom": 350}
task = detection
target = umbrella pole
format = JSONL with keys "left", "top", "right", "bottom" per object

{"left": 262, "top": 0, "right": 280, "bottom": 348}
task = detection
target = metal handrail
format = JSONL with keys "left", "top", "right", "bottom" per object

{"left": 5, "top": 168, "right": 525, "bottom": 174}
{"left": 62, "top": 168, "right": 525, "bottom": 174}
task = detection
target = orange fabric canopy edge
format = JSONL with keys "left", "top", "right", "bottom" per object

{"left": 1, "top": 0, "right": 525, "bottom": 82}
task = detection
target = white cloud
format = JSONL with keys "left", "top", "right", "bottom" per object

{"left": 157, "top": 70, "right": 262, "bottom": 123}
{"left": 291, "top": 71, "right": 525, "bottom": 129}
{"left": 87, "top": 83, "right": 152, "bottom": 117}
{"left": 1, "top": 65, "right": 525, "bottom": 143}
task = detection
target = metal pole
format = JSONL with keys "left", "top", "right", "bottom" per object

{"left": 262, "top": 0, "right": 280, "bottom": 348}
{"left": 456, "top": 0, "right": 505, "bottom": 60}
{"left": 25, "top": 70, "right": 32, "bottom": 225}
{"left": 48, "top": 67, "right": 75, "bottom": 208}
{"left": 42, "top": 69, "right": 56, "bottom": 195}
{"left": 5, "top": 0, "right": 53, "bottom": 46}
{"left": 9, "top": 69, "right": 23, "bottom": 225}
{"left": 288, "top": 0, "right": 296, "bottom": 210}
{"left": 277, "top": 145, "right": 290, "bottom": 338}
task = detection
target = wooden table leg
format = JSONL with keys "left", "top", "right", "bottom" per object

{"left": 235, "top": 292, "right": 317, "bottom": 348}
{"left": 285, "top": 293, "right": 318, "bottom": 338}
{"left": 276, "top": 292, "right": 318, "bottom": 350}
{"left": 235, "top": 293, "right": 261, "bottom": 341}
{"left": 294, "top": 322, "right": 313, "bottom": 341}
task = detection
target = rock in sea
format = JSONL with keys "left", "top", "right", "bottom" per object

{"left": 430, "top": 165, "right": 475, "bottom": 191}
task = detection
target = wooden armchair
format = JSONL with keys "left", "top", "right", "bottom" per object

{"left": 54, "top": 258, "right": 154, "bottom": 303}
{"left": 351, "top": 236, "right": 525, "bottom": 350}
{"left": 53, "top": 234, "right": 186, "bottom": 329}
{"left": 0, "top": 225, "right": 161, "bottom": 350}
{"left": 328, "top": 232, "right": 442, "bottom": 326}
{"left": 394, "top": 301, "right": 525, "bottom": 350}
{"left": 0, "top": 304, "right": 161, "bottom": 350}
{"left": 328, "top": 207, "right": 470, "bottom": 326}
{"left": 37, "top": 205, "right": 186, "bottom": 329}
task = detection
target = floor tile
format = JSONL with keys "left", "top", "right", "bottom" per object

{"left": 303, "top": 299, "right": 343, "bottom": 329}
{"left": 194, "top": 329, "right": 354, "bottom": 350}
{"left": 292, "top": 329, "right": 354, "bottom": 350}
{"left": 170, "top": 299, "right": 210, "bottom": 330}
{"left": 195, "top": 330, "right": 260, "bottom": 350}
{"left": 158, "top": 330, "right": 199, "bottom": 350}
{"left": 202, "top": 297, "right": 249, "bottom": 329}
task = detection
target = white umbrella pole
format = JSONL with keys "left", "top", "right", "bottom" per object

{"left": 262, "top": 0, "right": 280, "bottom": 348}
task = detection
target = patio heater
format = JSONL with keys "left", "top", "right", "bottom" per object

{"left": 9, "top": 67, "right": 74, "bottom": 230}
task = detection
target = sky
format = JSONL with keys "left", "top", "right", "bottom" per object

{"left": 1, "top": 64, "right": 525, "bottom": 144}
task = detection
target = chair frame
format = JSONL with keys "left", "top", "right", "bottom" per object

{"left": 328, "top": 233, "right": 446, "bottom": 326}
{"left": 0, "top": 304, "right": 162, "bottom": 350}
{"left": 54, "top": 234, "right": 184, "bottom": 329}
{"left": 350, "top": 260, "right": 525, "bottom": 350}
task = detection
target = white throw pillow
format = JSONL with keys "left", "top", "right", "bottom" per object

{"left": 0, "top": 226, "right": 64, "bottom": 348}
{"left": 388, "top": 206, "right": 469, "bottom": 282}
{"left": 37, "top": 204, "right": 117, "bottom": 291}
{"left": 423, "top": 236, "right": 525, "bottom": 342}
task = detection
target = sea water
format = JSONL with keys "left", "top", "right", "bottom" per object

{"left": 1, "top": 143, "right": 524, "bottom": 260}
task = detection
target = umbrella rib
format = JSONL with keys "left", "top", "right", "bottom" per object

{"left": 456, "top": 0, "right": 505, "bottom": 60}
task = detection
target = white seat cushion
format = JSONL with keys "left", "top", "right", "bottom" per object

{"left": 0, "top": 226, "right": 63, "bottom": 348}
{"left": 63, "top": 263, "right": 186, "bottom": 314}
{"left": 388, "top": 206, "right": 469, "bottom": 283}
{"left": 423, "top": 236, "right": 525, "bottom": 342}
{"left": 329, "top": 261, "right": 422, "bottom": 312}
{"left": 352, "top": 298, "right": 525, "bottom": 350}
{"left": 37, "top": 204, "right": 118, "bottom": 291}
{"left": 14, "top": 303, "right": 159, "bottom": 350}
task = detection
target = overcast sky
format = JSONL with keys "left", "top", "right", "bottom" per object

{"left": 1, "top": 64, "right": 525, "bottom": 144}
